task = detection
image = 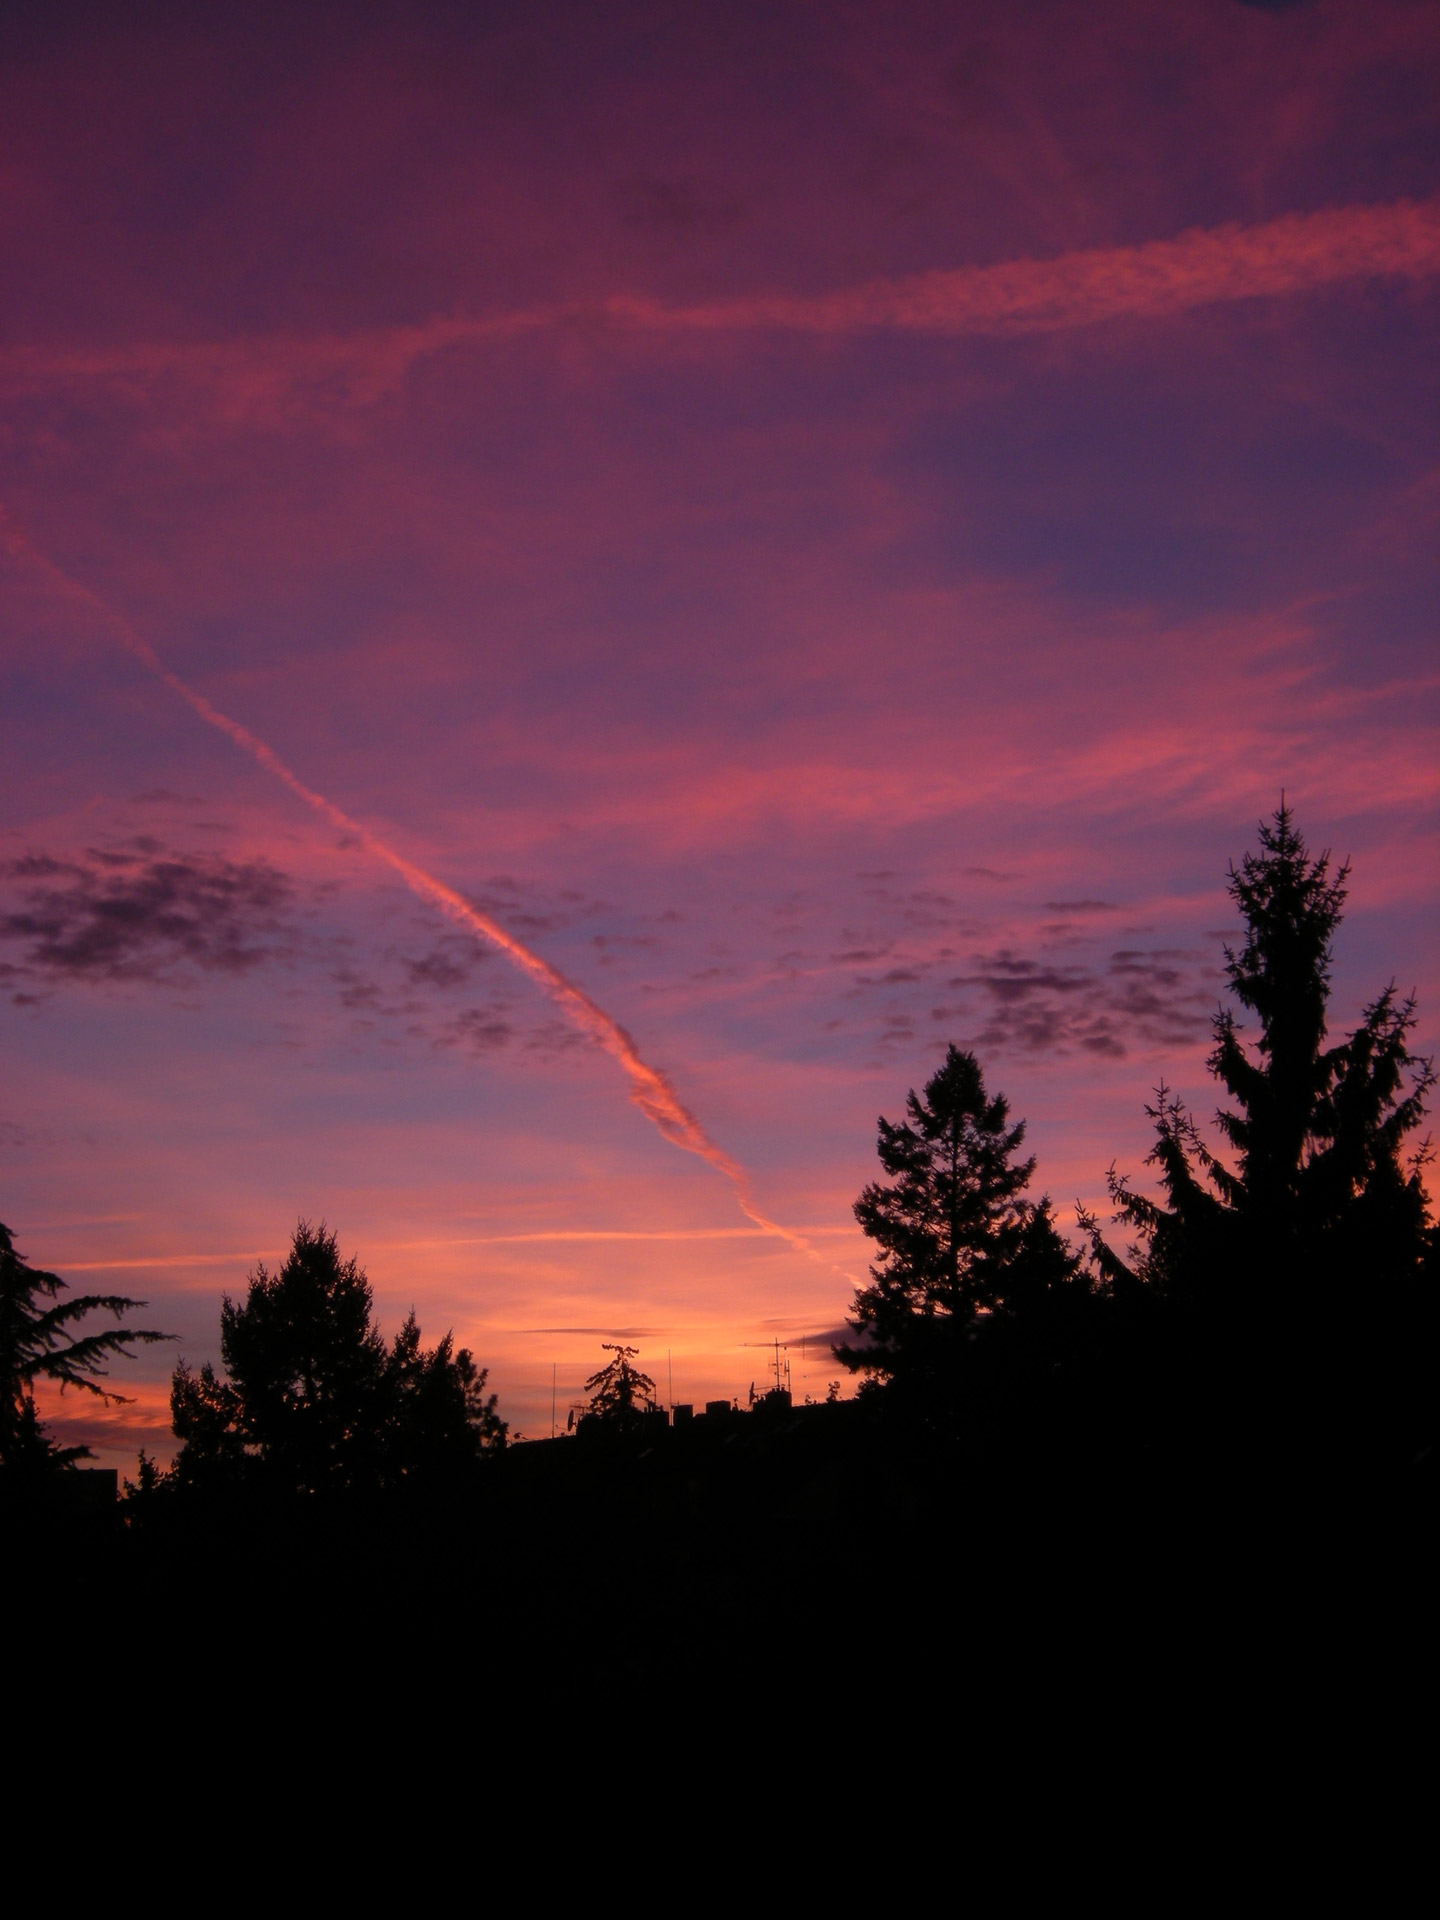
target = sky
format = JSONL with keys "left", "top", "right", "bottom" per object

{"left": 2, "top": 0, "right": 1436, "bottom": 1466}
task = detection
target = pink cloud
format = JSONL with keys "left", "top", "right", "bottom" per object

{"left": 612, "top": 198, "right": 1440, "bottom": 337}
{"left": 3, "top": 199, "right": 1435, "bottom": 430}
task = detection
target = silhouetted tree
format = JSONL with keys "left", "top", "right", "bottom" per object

{"left": 215, "top": 1219, "right": 388, "bottom": 1491}
{"left": 385, "top": 1310, "right": 507, "bottom": 1477}
{"left": 582, "top": 1344, "right": 658, "bottom": 1432}
{"left": 0, "top": 1220, "right": 170, "bottom": 1475}
{"left": 169, "top": 1359, "right": 247, "bottom": 1487}
{"left": 1090, "top": 805, "right": 1435, "bottom": 1315}
{"left": 170, "top": 1219, "right": 505, "bottom": 1493}
{"left": 839, "top": 1046, "right": 1089, "bottom": 1395}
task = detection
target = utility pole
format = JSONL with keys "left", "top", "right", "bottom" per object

{"left": 551, "top": 1362, "right": 557, "bottom": 1440}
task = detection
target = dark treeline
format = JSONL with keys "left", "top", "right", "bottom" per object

{"left": 834, "top": 807, "right": 1435, "bottom": 1476}
{"left": 3, "top": 806, "right": 1434, "bottom": 1704}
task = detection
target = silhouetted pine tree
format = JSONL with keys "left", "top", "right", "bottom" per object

{"left": 0, "top": 1220, "right": 170, "bottom": 1476}
{"left": 839, "top": 1046, "right": 1090, "bottom": 1398}
{"left": 1089, "top": 805, "right": 1434, "bottom": 1313}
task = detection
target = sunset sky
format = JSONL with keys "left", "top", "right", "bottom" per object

{"left": 3, "top": 0, "right": 1436, "bottom": 1465}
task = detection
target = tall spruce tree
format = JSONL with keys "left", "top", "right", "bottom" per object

{"left": 840, "top": 1046, "right": 1088, "bottom": 1393}
{"left": 1089, "top": 805, "right": 1435, "bottom": 1317}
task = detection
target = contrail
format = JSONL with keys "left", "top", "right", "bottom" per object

{"left": 4, "top": 198, "right": 1437, "bottom": 423}
{"left": 605, "top": 196, "right": 1440, "bottom": 339}
{"left": 1, "top": 512, "right": 834, "bottom": 1269}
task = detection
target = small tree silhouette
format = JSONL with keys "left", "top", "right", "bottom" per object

{"left": 0, "top": 1220, "right": 171, "bottom": 1474}
{"left": 582, "top": 1344, "right": 658, "bottom": 1432}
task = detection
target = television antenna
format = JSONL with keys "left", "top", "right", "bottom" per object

{"left": 741, "top": 1336, "right": 791, "bottom": 1397}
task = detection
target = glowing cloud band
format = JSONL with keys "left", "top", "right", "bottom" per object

{"left": 1, "top": 514, "right": 830, "bottom": 1269}
{"left": 3, "top": 198, "right": 1437, "bottom": 420}
{"left": 610, "top": 196, "right": 1440, "bottom": 338}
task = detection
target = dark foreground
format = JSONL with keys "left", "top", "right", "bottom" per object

{"left": 18, "top": 1379, "right": 1432, "bottom": 1736}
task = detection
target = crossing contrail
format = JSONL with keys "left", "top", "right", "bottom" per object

{"left": 1, "top": 511, "right": 834, "bottom": 1269}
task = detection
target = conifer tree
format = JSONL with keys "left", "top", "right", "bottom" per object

{"left": 840, "top": 1046, "right": 1087, "bottom": 1391}
{"left": 215, "top": 1219, "right": 389, "bottom": 1491}
{"left": 170, "top": 1219, "right": 505, "bottom": 1492}
{"left": 1091, "top": 805, "right": 1435, "bottom": 1313}
{"left": 0, "top": 1220, "right": 171, "bottom": 1473}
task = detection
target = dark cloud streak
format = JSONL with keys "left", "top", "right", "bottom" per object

{"left": 933, "top": 947, "right": 1221, "bottom": 1059}
{"left": 0, "top": 847, "right": 295, "bottom": 987}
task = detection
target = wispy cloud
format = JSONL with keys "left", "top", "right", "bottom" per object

{"left": 2, "top": 199, "right": 1434, "bottom": 428}
{"left": 51, "top": 1225, "right": 859, "bottom": 1270}
{"left": 611, "top": 198, "right": 1440, "bottom": 338}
